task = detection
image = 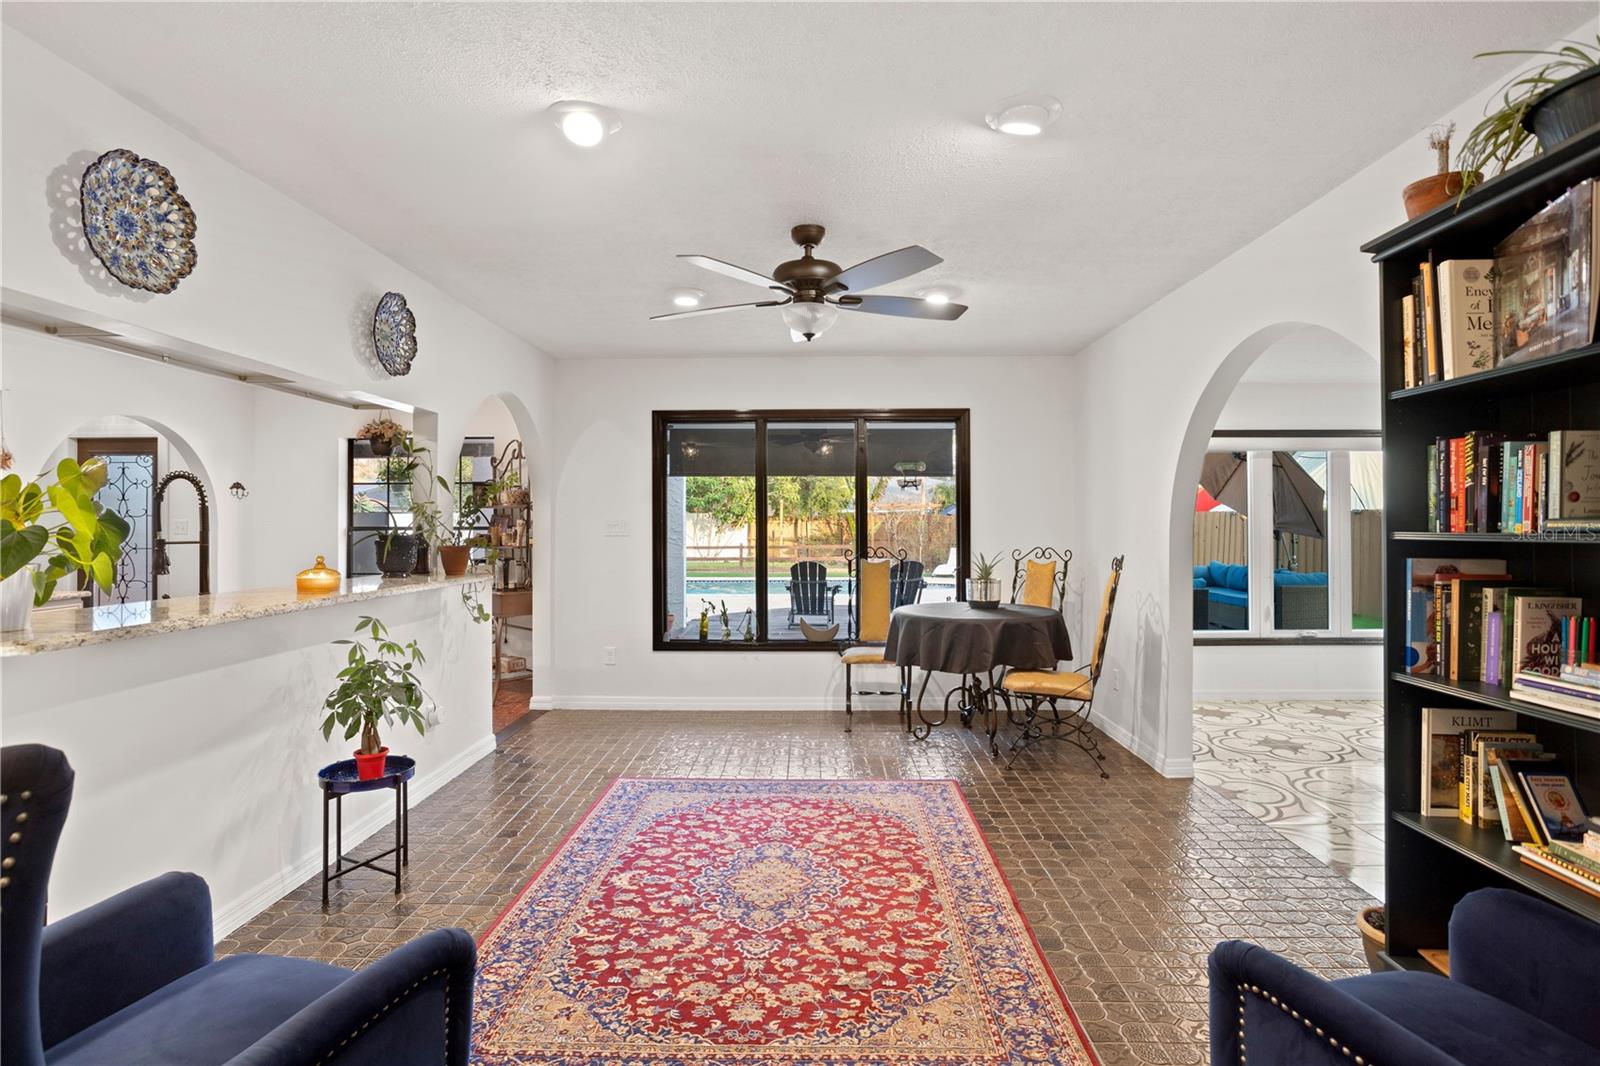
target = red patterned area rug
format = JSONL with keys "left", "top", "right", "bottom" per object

{"left": 473, "top": 778, "right": 1099, "bottom": 1065}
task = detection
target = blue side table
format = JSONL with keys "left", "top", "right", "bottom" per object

{"left": 317, "top": 755, "right": 415, "bottom": 907}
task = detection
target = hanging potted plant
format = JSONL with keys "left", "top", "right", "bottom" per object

{"left": 1401, "top": 124, "right": 1478, "bottom": 219}
{"left": 357, "top": 416, "right": 408, "bottom": 457}
{"left": 321, "top": 615, "right": 431, "bottom": 780}
{"left": 1, "top": 458, "right": 131, "bottom": 634}
{"left": 1457, "top": 37, "right": 1600, "bottom": 194}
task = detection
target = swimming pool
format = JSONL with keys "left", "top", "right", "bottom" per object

{"left": 685, "top": 577, "right": 852, "bottom": 597}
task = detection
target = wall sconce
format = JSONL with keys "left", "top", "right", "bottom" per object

{"left": 229, "top": 481, "right": 249, "bottom": 499}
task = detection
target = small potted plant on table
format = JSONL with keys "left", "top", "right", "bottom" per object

{"left": 322, "top": 615, "right": 431, "bottom": 780}
{"left": 967, "top": 552, "right": 1002, "bottom": 607}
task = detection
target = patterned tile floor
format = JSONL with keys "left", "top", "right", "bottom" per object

{"left": 220, "top": 708, "right": 1373, "bottom": 1066}
{"left": 1193, "top": 699, "right": 1385, "bottom": 899}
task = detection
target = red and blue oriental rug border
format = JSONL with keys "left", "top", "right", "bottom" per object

{"left": 474, "top": 777, "right": 1099, "bottom": 1065}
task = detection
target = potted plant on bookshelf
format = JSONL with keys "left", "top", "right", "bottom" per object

{"left": 1457, "top": 37, "right": 1600, "bottom": 193}
{"left": 0, "top": 459, "right": 131, "bottom": 635}
{"left": 321, "top": 615, "right": 431, "bottom": 780}
{"left": 967, "top": 552, "right": 1002, "bottom": 607}
{"left": 1402, "top": 124, "right": 1478, "bottom": 219}
{"left": 357, "top": 416, "right": 408, "bottom": 457}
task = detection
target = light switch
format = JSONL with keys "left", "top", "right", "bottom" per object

{"left": 604, "top": 519, "right": 629, "bottom": 537}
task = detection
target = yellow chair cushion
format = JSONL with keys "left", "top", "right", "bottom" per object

{"left": 1020, "top": 558, "right": 1057, "bottom": 608}
{"left": 1002, "top": 670, "right": 1092, "bottom": 699}
{"left": 857, "top": 558, "right": 892, "bottom": 643}
{"left": 840, "top": 645, "right": 888, "bottom": 665}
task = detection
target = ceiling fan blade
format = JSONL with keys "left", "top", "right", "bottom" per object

{"left": 834, "top": 294, "right": 967, "bottom": 320}
{"left": 827, "top": 245, "right": 943, "bottom": 293}
{"left": 678, "top": 254, "right": 788, "bottom": 291}
{"left": 650, "top": 299, "right": 788, "bottom": 322}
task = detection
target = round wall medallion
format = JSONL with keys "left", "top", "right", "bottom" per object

{"left": 372, "top": 291, "right": 417, "bottom": 376}
{"left": 79, "top": 148, "right": 198, "bottom": 294}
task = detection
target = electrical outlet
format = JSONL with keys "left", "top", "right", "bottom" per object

{"left": 602, "top": 645, "right": 617, "bottom": 666}
{"left": 604, "top": 519, "right": 629, "bottom": 537}
{"left": 1108, "top": 665, "right": 1123, "bottom": 692}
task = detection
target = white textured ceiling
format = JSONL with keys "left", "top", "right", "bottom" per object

{"left": 4, "top": 2, "right": 1592, "bottom": 360}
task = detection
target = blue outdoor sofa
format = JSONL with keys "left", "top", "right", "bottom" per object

{"left": 1, "top": 744, "right": 476, "bottom": 1066}
{"left": 1194, "top": 561, "right": 1329, "bottom": 630}
{"left": 1209, "top": 888, "right": 1600, "bottom": 1065}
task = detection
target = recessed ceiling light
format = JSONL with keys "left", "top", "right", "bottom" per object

{"left": 985, "top": 94, "right": 1061, "bottom": 137}
{"left": 670, "top": 288, "right": 706, "bottom": 308}
{"left": 547, "top": 100, "right": 621, "bottom": 147}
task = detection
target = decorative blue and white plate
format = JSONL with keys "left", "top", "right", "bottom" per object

{"left": 79, "top": 148, "right": 198, "bottom": 294}
{"left": 372, "top": 292, "right": 417, "bottom": 376}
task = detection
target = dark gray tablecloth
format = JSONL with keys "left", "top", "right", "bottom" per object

{"left": 884, "top": 602, "right": 1071, "bottom": 675}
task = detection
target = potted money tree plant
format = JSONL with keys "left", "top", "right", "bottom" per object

{"left": 322, "top": 615, "right": 431, "bottom": 779}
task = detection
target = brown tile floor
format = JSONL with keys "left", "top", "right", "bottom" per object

{"left": 219, "top": 709, "right": 1374, "bottom": 1066}
{"left": 492, "top": 676, "right": 533, "bottom": 733}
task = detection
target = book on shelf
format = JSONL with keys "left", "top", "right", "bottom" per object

{"left": 1404, "top": 559, "right": 1506, "bottom": 676}
{"left": 1402, "top": 293, "right": 1417, "bottom": 390}
{"left": 1490, "top": 757, "right": 1553, "bottom": 842}
{"left": 1420, "top": 260, "right": 1442, "bottom": 383}
{"left": 1520, "top": 768, "right": 1590, "bottom": 843}
{"left": 1438, "top": 259, "right": 1497, "bottom": 379}
{"left": 1473, "top": 734, "right": 1541, "bottom": 828}
{"left": 1494, "top": 178, "right": 1599, "bottom": 367}
{"left": 1420, "top": 706, "right": 1519, "bottom": 817}
{"left": 1512, "top": 595, "right": 1583, "bottom": 677}
{"left": 1549, "top": 430, "right": 1600, "bottom": 522}
{"left": 1511, "top": 671, "right": 1600, "bottom": 720}
{"left": 1448, "top": 576, "right": 1513, "bottom": 682}
{"left": 1513, "top": 844, "right": 1600, "bottom": 899}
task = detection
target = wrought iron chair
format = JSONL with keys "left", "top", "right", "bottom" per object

{"left": 786, "top": 560, "right": 841, "bottom": 628}
{"left": 1010, "top": 546, "right": 1071, "bottom": 611}
{"left": 889, "top": 559, "right": 926, "bottom": 609}
{"left": 841, "top": 547, "right": 911, "bottom": 733}
{"left": 999, "top": 555, "right": 1123, "bottom": 777}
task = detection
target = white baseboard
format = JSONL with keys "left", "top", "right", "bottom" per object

{"left": 1094, "top": 715, "right": 1193, "bottom": 779}
{"left": 211, "top": 733, "right": 498, "bottom": 939}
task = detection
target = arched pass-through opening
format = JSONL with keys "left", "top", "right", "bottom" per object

{"left": 1164, "top": 323, "right": 1380, "bottom": 765}
{"left": 38, "top": 414, "right": 218, "bottom": 605}
{"left": 456, "top": 393, "right": 540, "bottom": 731}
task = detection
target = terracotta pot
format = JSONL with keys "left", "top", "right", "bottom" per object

{"left": 1402, "top": 171, "right": 1479, "bottom": 219}
{"left": 438, "top": 545, "right": 470, "bottom": 576}
{"left": 1356, "top": 905, "right": 1386, "bottom": 973}
{"left": 354, "top": 746, "right": 390, "bottom": 781}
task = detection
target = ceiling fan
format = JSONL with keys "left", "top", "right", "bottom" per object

{"left": 651, "top": 224, "right": 968, "bottom": 342}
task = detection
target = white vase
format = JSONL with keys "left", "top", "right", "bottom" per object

{"left": 1, "top": 567, "right": 36, "bottom": 636}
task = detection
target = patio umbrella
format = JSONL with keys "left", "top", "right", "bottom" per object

{"left": 1195, "top": 486, "right": 1221, "bottom": 512}
{"left": 1199, "top": 451, "right": 1326, "bottom": 539}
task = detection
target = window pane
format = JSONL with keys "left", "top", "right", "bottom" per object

{"left": 765, "top": 422, "right": 856, "bottom": 641}
{"left": 1351, "top": 451, "right": 1384, "bottom": 630}
{"left": 865, "top": 421, "right": 958, "bottom": 605}
{"left": 1195, "top": 450, "right": 1249, "bottom": 631}
{"left": 664, "top": 422, "right": 757, "bottom": 642}
{"left": 1274, "top": 451, "right": 1329, "bottom": 631}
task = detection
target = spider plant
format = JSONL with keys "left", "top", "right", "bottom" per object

{"left": 1457, "top": 37, "right": 1600, "bottom": 192}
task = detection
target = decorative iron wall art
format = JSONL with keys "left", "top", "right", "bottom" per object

{"left": 79, "top": 148, "right": 198, "bottom": 294}
{"left": 372, "top": 292, "right": 417, "bottom": 376}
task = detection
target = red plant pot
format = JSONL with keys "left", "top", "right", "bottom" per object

{"left": 353, "top": 746, "right": 390, "bottom": 780}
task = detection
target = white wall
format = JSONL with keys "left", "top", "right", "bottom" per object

{"left": 1, "top": 29, "right": 558, "bottom": 697}
{"left": 1069, "top": 17, "right": 1597, "bottom": 775}
{"left": 1, "top": 584, "right": 491, "bottom": 936}
{"left": 541, "top": 352, "right": 1081, "bottom": 711}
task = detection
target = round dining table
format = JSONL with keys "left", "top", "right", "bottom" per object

{"left": 884, "top": 601, "right": 1072, "bottom": 756}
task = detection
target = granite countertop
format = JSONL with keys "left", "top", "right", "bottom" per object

{"left": 0, "top": 573, "right": 482, "bottom": 657}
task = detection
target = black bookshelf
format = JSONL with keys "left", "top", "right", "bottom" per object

{"left": 1365, "top": 127, "right": 1600, "bottom": 974}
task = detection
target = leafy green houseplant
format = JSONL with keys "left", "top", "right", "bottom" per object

{"left": 322, "top": 616, "right": 432, "bottom": 779}
{"left": 1458, "top": 38, "right": 1600, "bottom": 193}
{"left": 967, "top": 552, "right": 1002, "bottom": 606}
{"left": 0, "top": 458, "right": 131, "bottom": 632}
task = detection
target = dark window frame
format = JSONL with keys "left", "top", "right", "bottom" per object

{"left": 652, "top": 408, "right": 971, "bottom": 652}
{"left": 346, "top": 438, "right": 413, "bottom": 576}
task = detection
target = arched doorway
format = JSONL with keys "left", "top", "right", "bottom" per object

{"left": 39, "top": 414, "right": 217, "bottom": 605}
{"left": 1170, "top": 323, "right": 1385, "bottom": 894}
{"left": 456, "top": 393, "right": 539, "bottom": 732}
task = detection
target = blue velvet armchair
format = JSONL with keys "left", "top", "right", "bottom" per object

{"left": 1208, "top": 888, "right": 1600, "bottom": 1065}
{"left": 1, "top": 744, "right": 476, "bottom": 1066}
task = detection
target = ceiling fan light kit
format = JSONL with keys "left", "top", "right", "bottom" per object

{"left": 547, "top": 100, "right": 621, "bottom": 147}
{"left": 670, "top": 288, "right": 706, "bottom": 308}
{"left": 651, "top": 223, "right": 968, "bottom": 342}
{"left": 985, "top": 93, "right": 1061, "bottom": 136}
